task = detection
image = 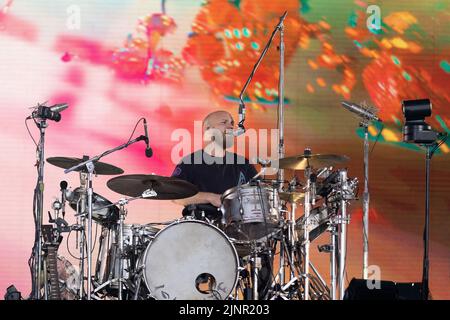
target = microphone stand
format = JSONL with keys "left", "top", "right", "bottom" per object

{"left": 420, "top": 134, "right": 448, "bottom": 299}
{"left": 31, "top": 118, "right": 49, "bottom": 299}
{"left": 64, "top": 135, "right": 147, "bottom": 299}
{"left": 237, "top": 10, "right": 287, "bottom": 153}
{"left": 360, "top": 120, "right": 370, "bottom": 279}
{"left": 236, "top": 11, "right": 288, "bottom": 291}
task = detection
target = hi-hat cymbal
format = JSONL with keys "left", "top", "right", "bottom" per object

{"left": 107, "top": 174, "right": 198, "bottom": 200}
{"left": 47, "top": 157, "right": 124, "bottom": 175}
{"left": 279, "top": 191, "right": 305, "bottom": 203}
{"left": 278, "top": 153, "right": 349, "bottom": 170}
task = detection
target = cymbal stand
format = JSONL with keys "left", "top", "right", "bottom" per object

{"left": 117, "top": 202, "right": 127, "bottom": 300}
{"left": 302, "top": 151, "right": 313, "bottom": 300}
{"left": 64, "top": 135, "right": 147, "bottom": 299}
{"left": 252, "top": 251, "right": 261, "bottom": 300}
{"left": 269, "top": 234, "right": 302, "bottom": 300}
{"left": 77, "top": 172, "right": 87, "bottom": 299}
{"left": 329, "top": 224, "right": 338, "bottom": 300}
{"left": 338, "top": 169, "right": 350, "bottom": 299}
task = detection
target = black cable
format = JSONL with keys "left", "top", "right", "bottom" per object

{"left": 66, "top": 222, "right": 99, "bottom": 260}
{"left": 66, "top": 230, "right": 80, "bottom": 260}
{"left": 25, "top": 118, "right": 38, "bottom": 147}
{"left": 127, "top": 117, "right": 145, "bottom": 144}
{"left": 430, "top": 133, "right": 448, "bottom": 157}
{"left": 95, "top": 117, "right": 146, "bottom": 162}
{"left": 369, "top": 123, "right": 384, "bottom": 157}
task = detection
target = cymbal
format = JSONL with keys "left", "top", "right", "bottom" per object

{"left": 106, "top": 174, "right": 198, "bottom": 200}
{"left": 278, "top": 154, "right": 349, "bottom": 170}
{"left": 279, "top": 191, "right": 305, "bottom": 203}
{"left": 47, "top": 157, "right": 124, "bottom": 175}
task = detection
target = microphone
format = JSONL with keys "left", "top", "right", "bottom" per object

{"left": 341, "top": 101, "right": 381, "bottom": 122}
{"left": 27, "top": 103, "right": 69, "bottom": 122}
{"left": 237, "top": 101, "right": 246, "bottom": 134}
{"left": 49, "top": 103, "right": 69, "bottom": 113}
{"left": 143, "top": 118, "right": 153, "bottom": 158}
{"left": 60, "top": 180, "right": 68, "bottom": 218}
{"left": 232, "top": 127, "right": 246, "bottom": 137}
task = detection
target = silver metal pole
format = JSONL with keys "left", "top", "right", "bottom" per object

{"left": 86, "top": 163, "right": 95, "bottom": 300}
{"left": 277, "top": 17, "right": 285, "bottom": 189}
{"left": 279, "top": 241, "right": 285, "bottom": 285}
{"left": 253, "top": 254, "right": 260, "bottom": 300}
{"left": 78, "top": 181, "right": 86, "bottom": 299}
{"left": 363, "top": 126, "right": 369, "bottom": 279}
{"left": 35, "top": 121, "right": 47, "bottom": 300}
{"left": 290, "top": 202, "right": 297, "bottom": 278}
{"left": 303, "top": 167, "right": 311, "bottom": 300}
{"left": 118, "top": 206, "right": 125, "bottom": 300}
{"left": 79, "top": 217, "right": 85, "bottom": 299}
{"left": 338, "top": 170, "right": 348, "bottom": 299}
{"left": 330, "top": 225, "right": 337, "bottom": 300}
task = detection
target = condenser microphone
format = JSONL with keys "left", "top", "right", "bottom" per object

{"left": 341, "top": 101, "right": 381, "bottom": 122}
{"left": 27, "top": 103, "right": 69, "bottom": 122}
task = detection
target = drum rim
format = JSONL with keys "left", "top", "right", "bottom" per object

{"left": 221, "top": 182, "right": 275, "bottom": 200}
{"left": 141, "top": 218, "right": 240, "bottom": 300}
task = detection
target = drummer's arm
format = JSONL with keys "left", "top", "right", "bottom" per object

{"left": 172, "top": 192, "right": 221, "bottom": 207}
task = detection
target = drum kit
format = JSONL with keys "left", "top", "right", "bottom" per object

{"left": 39, "top": 149, "right": 358, "bottom": 301}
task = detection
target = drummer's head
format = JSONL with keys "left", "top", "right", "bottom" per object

{"left": 203, "top": 110, "right": 235, "bottom": 151}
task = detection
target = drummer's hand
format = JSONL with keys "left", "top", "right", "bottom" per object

{"left": 207, "top": 193, "right": 222, "bottom": 207}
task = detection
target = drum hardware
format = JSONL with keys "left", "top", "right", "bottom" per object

{"left": 60, "top": 135, "right": 148, "bottom": 300}
{"left": 251, "top": 253, "right": 262, "bottom": 300}
{"left": 117, "top": 202, "right": 127, "bottom": 300}
{"left": 316, "top": 169, "right": 356, "bottom": 300}
{"left": 302, "top": 148, "right": 313, "bottom": 300}
{"left": 337, "top": 170, "right": 349, "bottom": 299}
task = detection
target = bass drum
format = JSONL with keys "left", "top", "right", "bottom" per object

{"left": 141, "top": 219, "right": 239, "bottom": 300}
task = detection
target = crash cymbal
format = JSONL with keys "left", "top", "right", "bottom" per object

{"left": 106, "top": 174, "right": 198, "bottom": 200}
{"left": 278, "top": 153, "right": 349, "bottom": 170}
{"left": 279, "top": 191, "right": 305, "bottom": 203}
{"left": 47, "top": 157, "right": 124, "bottom": 175}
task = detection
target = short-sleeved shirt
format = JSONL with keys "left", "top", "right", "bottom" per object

{"left": 171, "top": 149, "right": 258, "bottom": 195}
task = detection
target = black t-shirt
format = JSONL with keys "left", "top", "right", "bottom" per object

{"left": 171, "top": 150, "right": 258, "bottom": 195}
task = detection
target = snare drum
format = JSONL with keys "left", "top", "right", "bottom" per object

{"left": 141, "top": 219, "right": 239, "bottom": 300}
{"left": 221, "top": 183, "right": 279, "bottom": 242}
